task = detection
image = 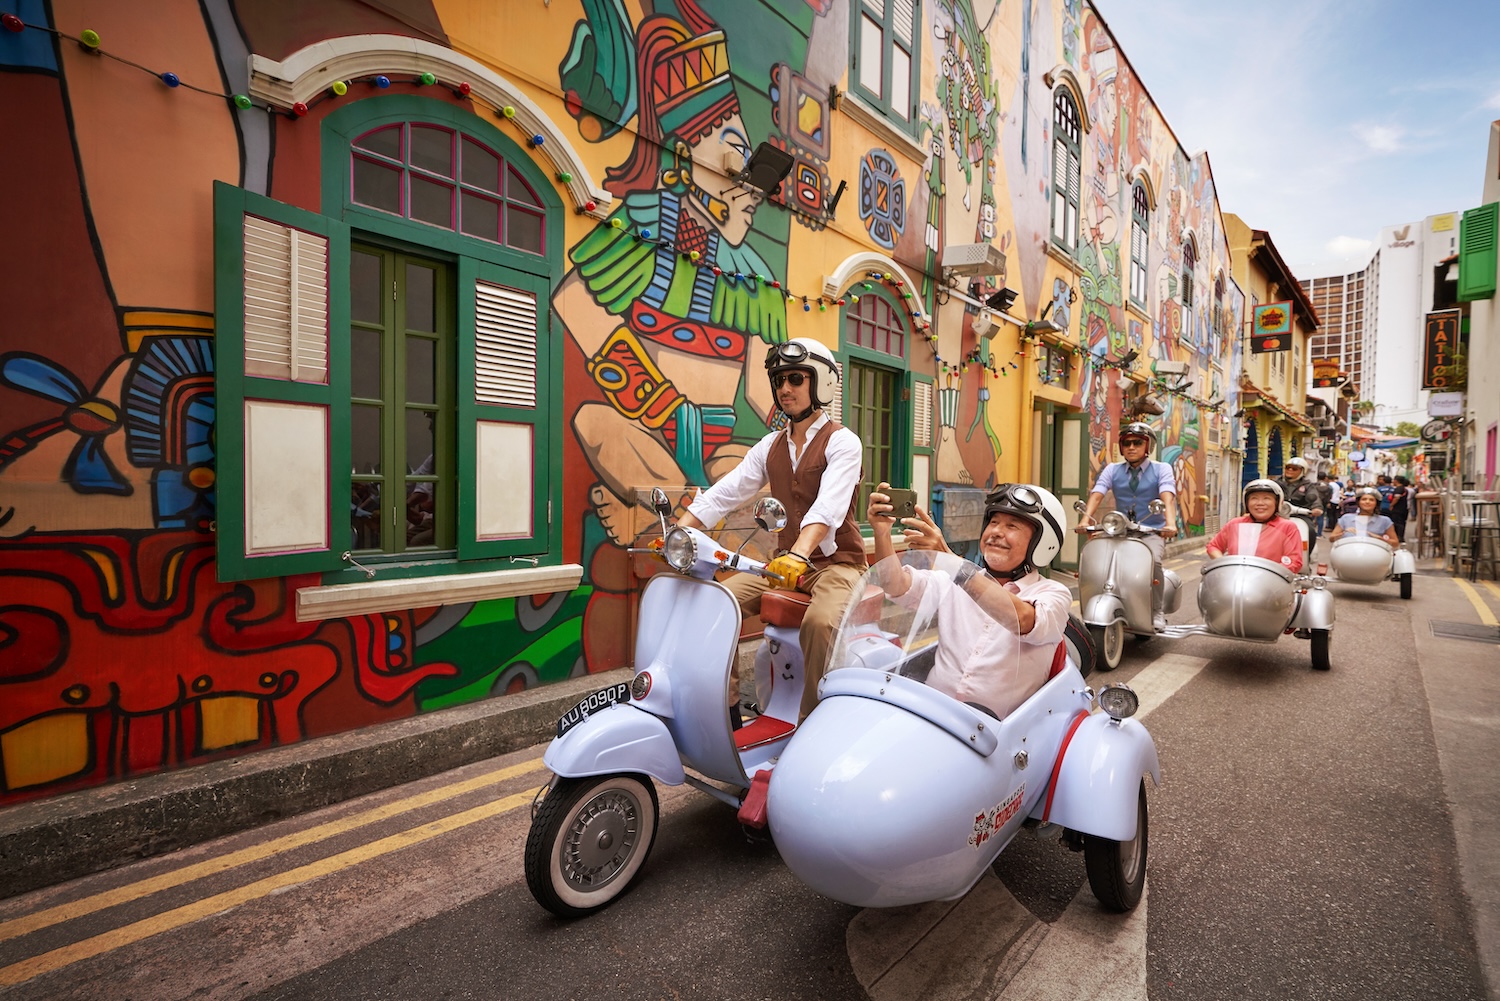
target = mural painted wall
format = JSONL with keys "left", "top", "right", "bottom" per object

{"left": 0, "top": 0, "right": 1244, "bottom": 806}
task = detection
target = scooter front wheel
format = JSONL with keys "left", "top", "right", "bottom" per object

{"left": 1088, "top": 620, "right": 1125, "bottom": 672}
{"left": 1398, "top": 573, "right": 1413, "bottom": 600}
{"left": 1310, "top": 629, "right": 1331, "bottom": 671}
{"left": 525, "top": 773, "right": 660, "bottom": 918}
{"left": 1084, "top": 780, "right": 1148, "bottom": 912}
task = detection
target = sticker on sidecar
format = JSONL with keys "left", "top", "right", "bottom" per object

{"left": 556, "top": 682, "right": 632, "bottom": 738}
{"left": 969, "top": 785, "right": 1025, "bottom": 847}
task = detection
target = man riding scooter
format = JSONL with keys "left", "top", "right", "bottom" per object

{"left": 676, "top": 337, "right": 865, "bottom": 722}
{"left": 1076, "top": 422, "right": 1179, "bottom": 631}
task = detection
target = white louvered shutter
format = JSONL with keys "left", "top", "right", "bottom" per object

{"left": 912, "top": 380, "right": 932, "bottom": 449}
{"left": 458, "top": 262, "right": 550, "bottom": 561}
{"left": 242, "top": 215, "right": 329, "bottom": 383}
{"left": 828, "top": 358, "right": 845, "bottom": 424}
{"left": 214, "top": 181, "right": 349, "bottom": 582}
{"left": 474, "top": 281, "right": 537, "bottom": 409}
{"left": 893, "top": 0, "right": 915, "bottom": 45}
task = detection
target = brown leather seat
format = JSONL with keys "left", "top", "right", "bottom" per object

{"left": 760, "top": 588, "right": 811, "bottom": 627}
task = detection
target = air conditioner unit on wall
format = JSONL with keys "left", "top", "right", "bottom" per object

{"left": 941, "top": 243, "right": 1007, "bottom": 279}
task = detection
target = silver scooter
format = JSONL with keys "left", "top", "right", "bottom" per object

{"left": 1074, "top": 499, "right": 1181, "bottom": 673}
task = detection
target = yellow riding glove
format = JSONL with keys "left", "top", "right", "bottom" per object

{"left": 765, "top": 552, "right": 811, "bottom": 589}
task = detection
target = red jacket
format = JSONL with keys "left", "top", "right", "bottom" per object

{"left": 1207, "top": 516, "right": 1304, "bottom": 572}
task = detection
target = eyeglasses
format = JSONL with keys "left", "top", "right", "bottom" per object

{"left": 771, "top": 371, "right": 808, "bottom": 388}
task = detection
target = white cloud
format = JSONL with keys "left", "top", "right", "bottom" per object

{"left": 1485, "top": 90, "right": 1500, "bottom": 110}
{"left": 1325, "top": 235, "right": 1373, "bottom": 260}
{"left": 1354, "top": 124, "right": 1403, "bottom": 154}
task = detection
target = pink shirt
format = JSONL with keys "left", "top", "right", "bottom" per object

{"left": 899, "top": 567, "right": 1072, "bottom": 719}
{"left": 1207, "top": 515, "right": 1304, "bottom": 572}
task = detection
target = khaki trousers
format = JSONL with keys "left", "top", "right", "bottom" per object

{"left": 726, "top": 561, "right": 866, "bottom": 721}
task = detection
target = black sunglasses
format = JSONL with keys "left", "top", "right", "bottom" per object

{"left": 771, "top": 371, "right": 808, "bottom": 388}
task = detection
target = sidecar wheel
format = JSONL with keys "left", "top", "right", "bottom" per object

{"left": 1310, "top": 629, "right": 1331, "bottom": 671}
{"left": 1084, "top": 781, "right": 1148, "bottom": 912}
{"left": 1399, "top": 573, "right": 1412, "bottom": 600}
{"left": 525, "top": 773, "right": 659, "bottom": 918}
{"left": 1088, "top": 620, "right": 1125, "bottom": 672}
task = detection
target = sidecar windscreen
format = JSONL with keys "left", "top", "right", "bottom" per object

{"left": 827, "top": 551, "right": 1022, "bottom": 710}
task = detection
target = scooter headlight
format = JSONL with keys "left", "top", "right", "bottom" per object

{"left": 1098, "top": 683, "right": 1139, "bottom": 720}
{"left": 662, "top": 527, "right": 697, "bottom": 572}
{"left": 1100, "top": 512, "right": 1129, "bottom": 537}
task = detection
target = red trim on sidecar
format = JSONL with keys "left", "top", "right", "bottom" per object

{"left": 1041, "top": 711, "right": 1090, "bottom": 823}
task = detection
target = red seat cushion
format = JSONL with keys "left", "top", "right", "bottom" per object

{"left": 761, "top": 588, "right": 812, "bottom": 628}
{"left": 734, "top": 714, "right": 796, "bottom": 751}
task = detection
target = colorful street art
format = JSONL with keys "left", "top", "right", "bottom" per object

{"left": 0, "top": 0, "right": 1251, "bottom": 809}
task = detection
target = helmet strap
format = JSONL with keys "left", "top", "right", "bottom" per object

{"left": 986, "top": 560, "right": 1033, "bottom": 581}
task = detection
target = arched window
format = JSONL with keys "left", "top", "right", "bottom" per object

{"left": 1130, "top": 183, "right": 1149, "bottom": 307}
{"left": 1212, "top": 271, "right": 1225, "bottom": 354}
{"left": 351, "top": 123, "right": 546, "bottom": 255}
{"left": 1051, "top": 90, "right": 1082, "bottom": 254}
{"left": 213, "top": 96, "right": 564, "bottom": 584}
{"left": 1180, "top": 239, "right": 1197, "bottom": 309}
{"left": 841, "top": 284, "right": 923, "bottom": 519}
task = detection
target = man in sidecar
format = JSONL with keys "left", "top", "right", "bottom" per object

{"left": 1205, "top": 478, "right": 1304, "bottom": 571}
{"left": 676, "top": 337, "right": 866, "bottom": 722}
{"left": 867, "top": 481, "right": 1072, "bottom": 719}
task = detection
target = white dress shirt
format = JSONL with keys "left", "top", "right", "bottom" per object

{"left": 686, "top": 414, "right": 863, "bottom": 559}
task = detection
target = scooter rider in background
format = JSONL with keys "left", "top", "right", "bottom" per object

{"left": 676, "top": 338, "right": 866, "bottom": 722}
{"left": 1206, "top": 479, "right": 1304, "bottom": 571}
{"left": 1076, "top": 422, "right": 1179, "bottom": 631}
{"left": 868, "top": 481, "right": 1072, "bottom": 719}
{"left": 1274, "top": 456, "right": 1323, "bottom": 547}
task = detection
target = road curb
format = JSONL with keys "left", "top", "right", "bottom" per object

{"left": 0, "top": 667, "right": 630, "bottom": 899}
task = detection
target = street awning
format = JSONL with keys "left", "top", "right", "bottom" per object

{"left": 1362, "top": 437, "right": 1418, "bottom": 450}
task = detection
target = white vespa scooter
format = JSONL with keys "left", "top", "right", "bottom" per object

{"left": 768, "top": 551, "right": 1161, "bottom": 912}
{"left": 1074, "top": 499, "right": 1182, "bottom": 672}
{"left": 525, "top": 489, "right": 803, "bottom": 917}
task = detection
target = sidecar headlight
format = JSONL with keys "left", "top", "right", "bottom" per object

{"left": 1100, "top": 512, "right": 1128, "bottom": 537}
{"left": 1098, "top": 683, "right": 1139, "bottom": 720}
{"left": 662, "top": 527, "right": 697, "bottom": 572}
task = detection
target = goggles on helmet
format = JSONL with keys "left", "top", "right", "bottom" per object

{"left": 766, "top": 342, "right": 811, "bottom": 369}
{"left": 985, "top": 484, "right": 1063, "bottom": 540}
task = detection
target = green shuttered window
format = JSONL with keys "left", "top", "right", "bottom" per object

{"left": 1458, "top": 202, "right": 1497, "bottom": 302}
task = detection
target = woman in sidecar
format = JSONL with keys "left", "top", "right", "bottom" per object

{"left": 766, "top": 483, "right": 1160, "bottom": 913}
{"left": 1326, "top": 486, "right": 1414, "bottom": 598}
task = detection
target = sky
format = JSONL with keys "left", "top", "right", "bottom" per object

{"left": 1096, "top": 0, "right": 1500, "bottom": 281}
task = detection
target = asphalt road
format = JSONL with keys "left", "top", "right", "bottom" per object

{"left": 1, "top": 547, "right": 1496, "bottom": 1001}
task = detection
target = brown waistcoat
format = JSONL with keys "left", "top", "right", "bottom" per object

{"left": 765, "top": 421, "right": 867, "bottom": 568}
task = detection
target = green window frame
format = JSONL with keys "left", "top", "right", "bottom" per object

{"left": 849, "top": 0, "right": 922, "bottom": 134}
{"left": 840, "top": 284, "right": 919, "bottom": 520}
{"left": 348, "top": 244, "right": 456, "bottom": 556}
{"left": 1050, "top": 89, "right": 1081, "bottom": 255}
{"left": 213, "top": 95, "right": 564, "bottom": 583}
{"left": 1459, "top": 201, "right": 1498, "bottom": 302}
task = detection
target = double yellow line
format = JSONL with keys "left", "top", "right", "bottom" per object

{"left": 0, "top": 757, "right": 548, "bottom": 986}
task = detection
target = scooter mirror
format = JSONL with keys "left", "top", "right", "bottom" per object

{"left": 1280, "top": 501, "right": 1292, "bottom": 519}
{"left": 650, "top": 487, "right": 672, "bottom": 515}
{"left": 1148, "top": 499, "right": 1166, "bottom": 515}
{"left": 1072, "top": 499, "right": 1088, "bottom": 514}
{"left": 753, "top": 497, "right": 788, "bottom": 533}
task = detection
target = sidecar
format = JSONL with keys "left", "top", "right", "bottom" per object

{"left": 1181, "top": 554, "right": 1335, "bottom": 670}
{"left": 1329, "top": 535, "right": 1415, "bottom": 599}
{"left": 765, "top": 552, "right": 1161, "bottom": 913}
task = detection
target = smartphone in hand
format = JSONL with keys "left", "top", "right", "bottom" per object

{"left": 883, "top": 487, "right": 917, "bottom": 520}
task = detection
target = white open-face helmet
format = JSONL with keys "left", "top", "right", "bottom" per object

{"left": 1243, "top": 478, "right": 1285, "bottom": 512}
{"left": 983, "top": 483, "right": 1067, "bottom": 572}
{"left": 766, "top": 338, "right": 840, "bottom": 411}
{"left": 1283, "top": 456, "right": 1308, "bottom": 473}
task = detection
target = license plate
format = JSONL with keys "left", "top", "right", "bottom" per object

{"left": 556, "top": 681, "right": 631, "bottom": 738}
